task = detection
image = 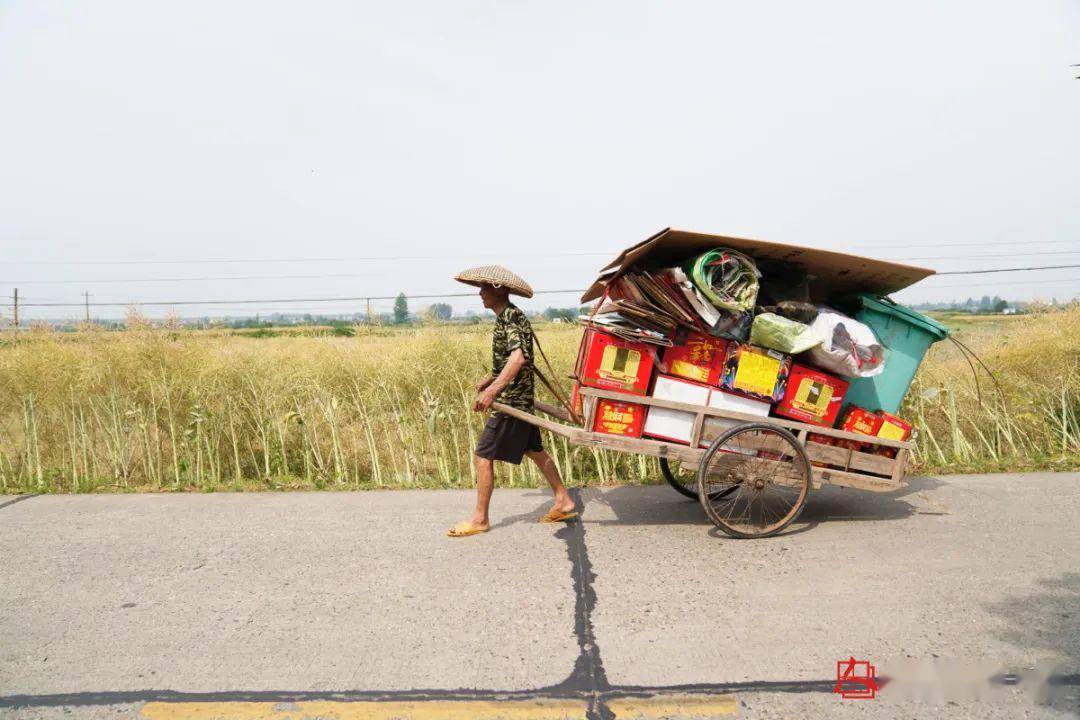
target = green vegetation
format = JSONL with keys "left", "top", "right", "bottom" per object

{"left": 393, "top": 293, "right": 409, "bottom": 325}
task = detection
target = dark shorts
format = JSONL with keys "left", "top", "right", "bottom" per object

{"left": 475, "top": 412, "right": 543, "bottom": 465}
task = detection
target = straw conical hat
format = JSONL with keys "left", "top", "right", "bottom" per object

{"left": 454, "top": 265, "right": 534, "bottom": 298}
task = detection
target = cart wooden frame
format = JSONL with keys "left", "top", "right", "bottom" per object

{"left": 496, "top": 227, "right": 933, "bottom": 537}
{"left": 493, "top": 388, "right": 914, "bottom": 538}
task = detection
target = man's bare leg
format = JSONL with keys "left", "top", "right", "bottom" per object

{"left": 526, "top": 449, "right": 575, "bottom": 514}
{"left": 470, "top": 454, "right": 495, "bottom": 528}
{"left": 447, "top": 455, "right": 495, "bottom": 536}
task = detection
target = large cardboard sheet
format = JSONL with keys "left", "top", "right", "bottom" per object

{"left": 581, "top": 228, "right": 935, "bottom": 304}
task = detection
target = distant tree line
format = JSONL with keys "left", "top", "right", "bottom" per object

{"left": 911, "top": 296, "right": 1015, "bottom": 314}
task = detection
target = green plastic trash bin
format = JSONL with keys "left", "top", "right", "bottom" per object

{"left": 844, "top": 295, "right": 950, "bottom": 414}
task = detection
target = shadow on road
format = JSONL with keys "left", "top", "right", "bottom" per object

{"left": 984, "top": 571, "right": 1080, "bottom": 714}
{"left": 572, "top": 474, "right": 948, "bottom": 536}
{"left": 484, "top": 475, "right": 949, "bottom": 538}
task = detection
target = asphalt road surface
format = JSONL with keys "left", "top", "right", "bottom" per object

{"left": 1, "top": 472, "right": 1078, "bottom": 719}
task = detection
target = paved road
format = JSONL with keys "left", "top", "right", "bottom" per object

{"left": 1, "top": 473, "right": 1078, "bottom": 719}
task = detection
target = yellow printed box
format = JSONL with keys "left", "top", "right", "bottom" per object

{"left": 718, "top": 342, "right": 792, "bottom": 403}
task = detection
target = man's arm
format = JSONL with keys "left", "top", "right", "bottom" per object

{"left": 474, "top": 348, "right": 525, "bottom": 411}
{"left": 475, "top": 374, "right": 494, "bottom": 392}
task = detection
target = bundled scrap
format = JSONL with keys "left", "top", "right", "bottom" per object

{"left": 585, "top": 248, "right": 761, "bottom": 345}
{"left": 574, "top": 241, "right": 945, "bottom": 470}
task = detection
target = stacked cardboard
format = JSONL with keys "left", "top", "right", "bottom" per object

{"left": 571, "top": 229, "right": 939, "bottom": 448}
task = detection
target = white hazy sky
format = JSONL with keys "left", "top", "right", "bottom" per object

{"left": 1, "top": 0, "right": 1078, "bottom": 320}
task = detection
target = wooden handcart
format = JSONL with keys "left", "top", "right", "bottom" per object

{"left": 497, "top": 228, "right": 933, "bottom": 539}
{"left": 495, "top": 392, "right": 913, "bottom": 539}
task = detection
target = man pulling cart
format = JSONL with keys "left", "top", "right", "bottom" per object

{"left": 448, "top": 229, "right": 949, "bottom": 539}
{"left": 446, "top": 265, "right": 577, "bottom": 538}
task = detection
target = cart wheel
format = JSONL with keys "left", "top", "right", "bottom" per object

{"left": 660, "top": 457, "right": 731, "bottom": 501}
{"left": 698, "top": 423, "right": 811, "bottom": 539}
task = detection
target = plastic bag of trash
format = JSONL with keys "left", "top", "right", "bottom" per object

{"left": 749, "top": 313, "right": 823, "bottom": 354}
{"left": 685, "top": 248, "right": 760, "bottom": 313}
{"left": 804, "top": 308, "right": 886, "bottom": 378}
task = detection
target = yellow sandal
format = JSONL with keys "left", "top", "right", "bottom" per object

{"left": 447, "top": 521, "right": 490, "bottom": 537}
{"left": 539, "top": 508, "right": 578, "bottom": 523}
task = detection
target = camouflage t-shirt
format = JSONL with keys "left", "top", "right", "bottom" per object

{"left": 491, "top": 304, "right": 534, "bottom": 411}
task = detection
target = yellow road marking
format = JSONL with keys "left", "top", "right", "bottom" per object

{"left": 606, "top": 694, "right": 738, "bottom": 718}
{"left": 140, "top": 699, "right": 587, "bottom": 720}
{"left": 139, "top": 693, "right": 739, "bottom": 719}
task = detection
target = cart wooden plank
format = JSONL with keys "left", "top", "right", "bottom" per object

{"left": 690, "top": 429, "right": 895, "bottom": 477}
{"left": 583, "top": 395, "right": 597, "bottom": 431}
{"left": 573, "top": 429, "right": 705, "bottom": 465}
{"left": 534, "top": 399, "right": 573, "bottom": 423}
{"left": 491, "top": 403, "right": 578, "bottom": 438}
{"left": 804, "top": 440, "right": 896, "bottom": 477}
{"left": 494, "top": 397, "right": 907, "bottom": 494}
{"left": 891, "top": 448, "right": 911, "bottom": 483}
{"left": 813, "top": 466, "right": 904, "bottom": 493}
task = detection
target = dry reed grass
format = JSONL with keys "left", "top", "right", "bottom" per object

{"left": 907, "top": 304, "right": 1079, "bottom": 473}
{"left": 0, "top": 306, "right": 1075, "bottom": 493}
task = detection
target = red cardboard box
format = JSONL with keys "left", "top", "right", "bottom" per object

{"left": 876, "top": 411, "right": 913, "bottom": 442}
{"left": 773, "top": 364, "right": 849, "bottom": 427}
{"left": 662, "top": 333, "right": 727, "bottom": 386}
{"left": 576, "top": 329, "right": 655, "bottom": 395}
{"left": 591, "top": 399, "right": 645, "bottom": 438}
{"left": 874, "top": 411, "right": 913, "bottom": 458}
{"left": 838, "top": 406, "right": 883, "bottom": 435}
{"left": 570, "top": 381, "right": 584, "bottom": 419}
{"left": 834, "top": 406, "right": 882, "bottom": 452}
{"left": 718, "top": 342, "right": 792, "bottom": 403}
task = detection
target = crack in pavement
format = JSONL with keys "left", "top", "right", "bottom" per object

{"left": 0, "top": 494, "right": 37, "bottom": 512}
{"left": 0, "top": 487, "right": 829, "bottom": 715}
{"left": 17, "top": 487, "right": 1071, "bottom": 714}
{"left": 549, "top": 487, "right": 613, "bottom": 719}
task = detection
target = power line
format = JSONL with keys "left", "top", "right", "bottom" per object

{"left": 7, "top": 253, "right": 1080, "bottom": 286}
{"left": 3, "top": 239, "right": 1077, "bottom": 267}
{"left": 919, "top": 279, "right": 1080, "bottom": 290}
{"left": 7, "top": 265, "right": 1080, "bottom": 308}
{"left": 4, "top": 272, "right": 381, "bottom": 285}
{"left": 0, "top": 251, "right": 616, "bottom": 267}
{"left": 880, "top": 239, "right": 1079, "bottom": 249}
{"left": 898, "top": 250, "right": 1080, "bottom": 261}
{"left": 934, "top": 263, "right": 1080, "bottom": 276}
{"left": 6, "top": 264, "right": 1076, "bottom": 310}
{"left": 11, "top": 289, "right": 586, "bottom": 309}
{"left": 2, "top": 272, "right": 597, "bottom": 286}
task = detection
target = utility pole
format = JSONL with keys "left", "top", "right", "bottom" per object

{"left": 12, "top": 288, "right": 18, "bottom": 339}
{"left": 83, "top": 291, "right": 90, "bottom": 324}
{"left": 366, "top": 298, "right": 373, "bottom": 325}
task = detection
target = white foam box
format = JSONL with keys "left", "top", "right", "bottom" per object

{"left": 700, "top": 389, "right": 771, "bottom": 448}
{"left": 642, "top": 374, "right": 711, "bottom": 445}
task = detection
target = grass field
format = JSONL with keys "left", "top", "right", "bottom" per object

{"left": 0, "top": 307, "right": 1076, "bottom": 493}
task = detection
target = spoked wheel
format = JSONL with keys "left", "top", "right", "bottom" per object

{"left": 698, "top": 423, "right": 811, "bottom": 538}
{"left": 660, "top": 457, "right": 732, "bottom": 501}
